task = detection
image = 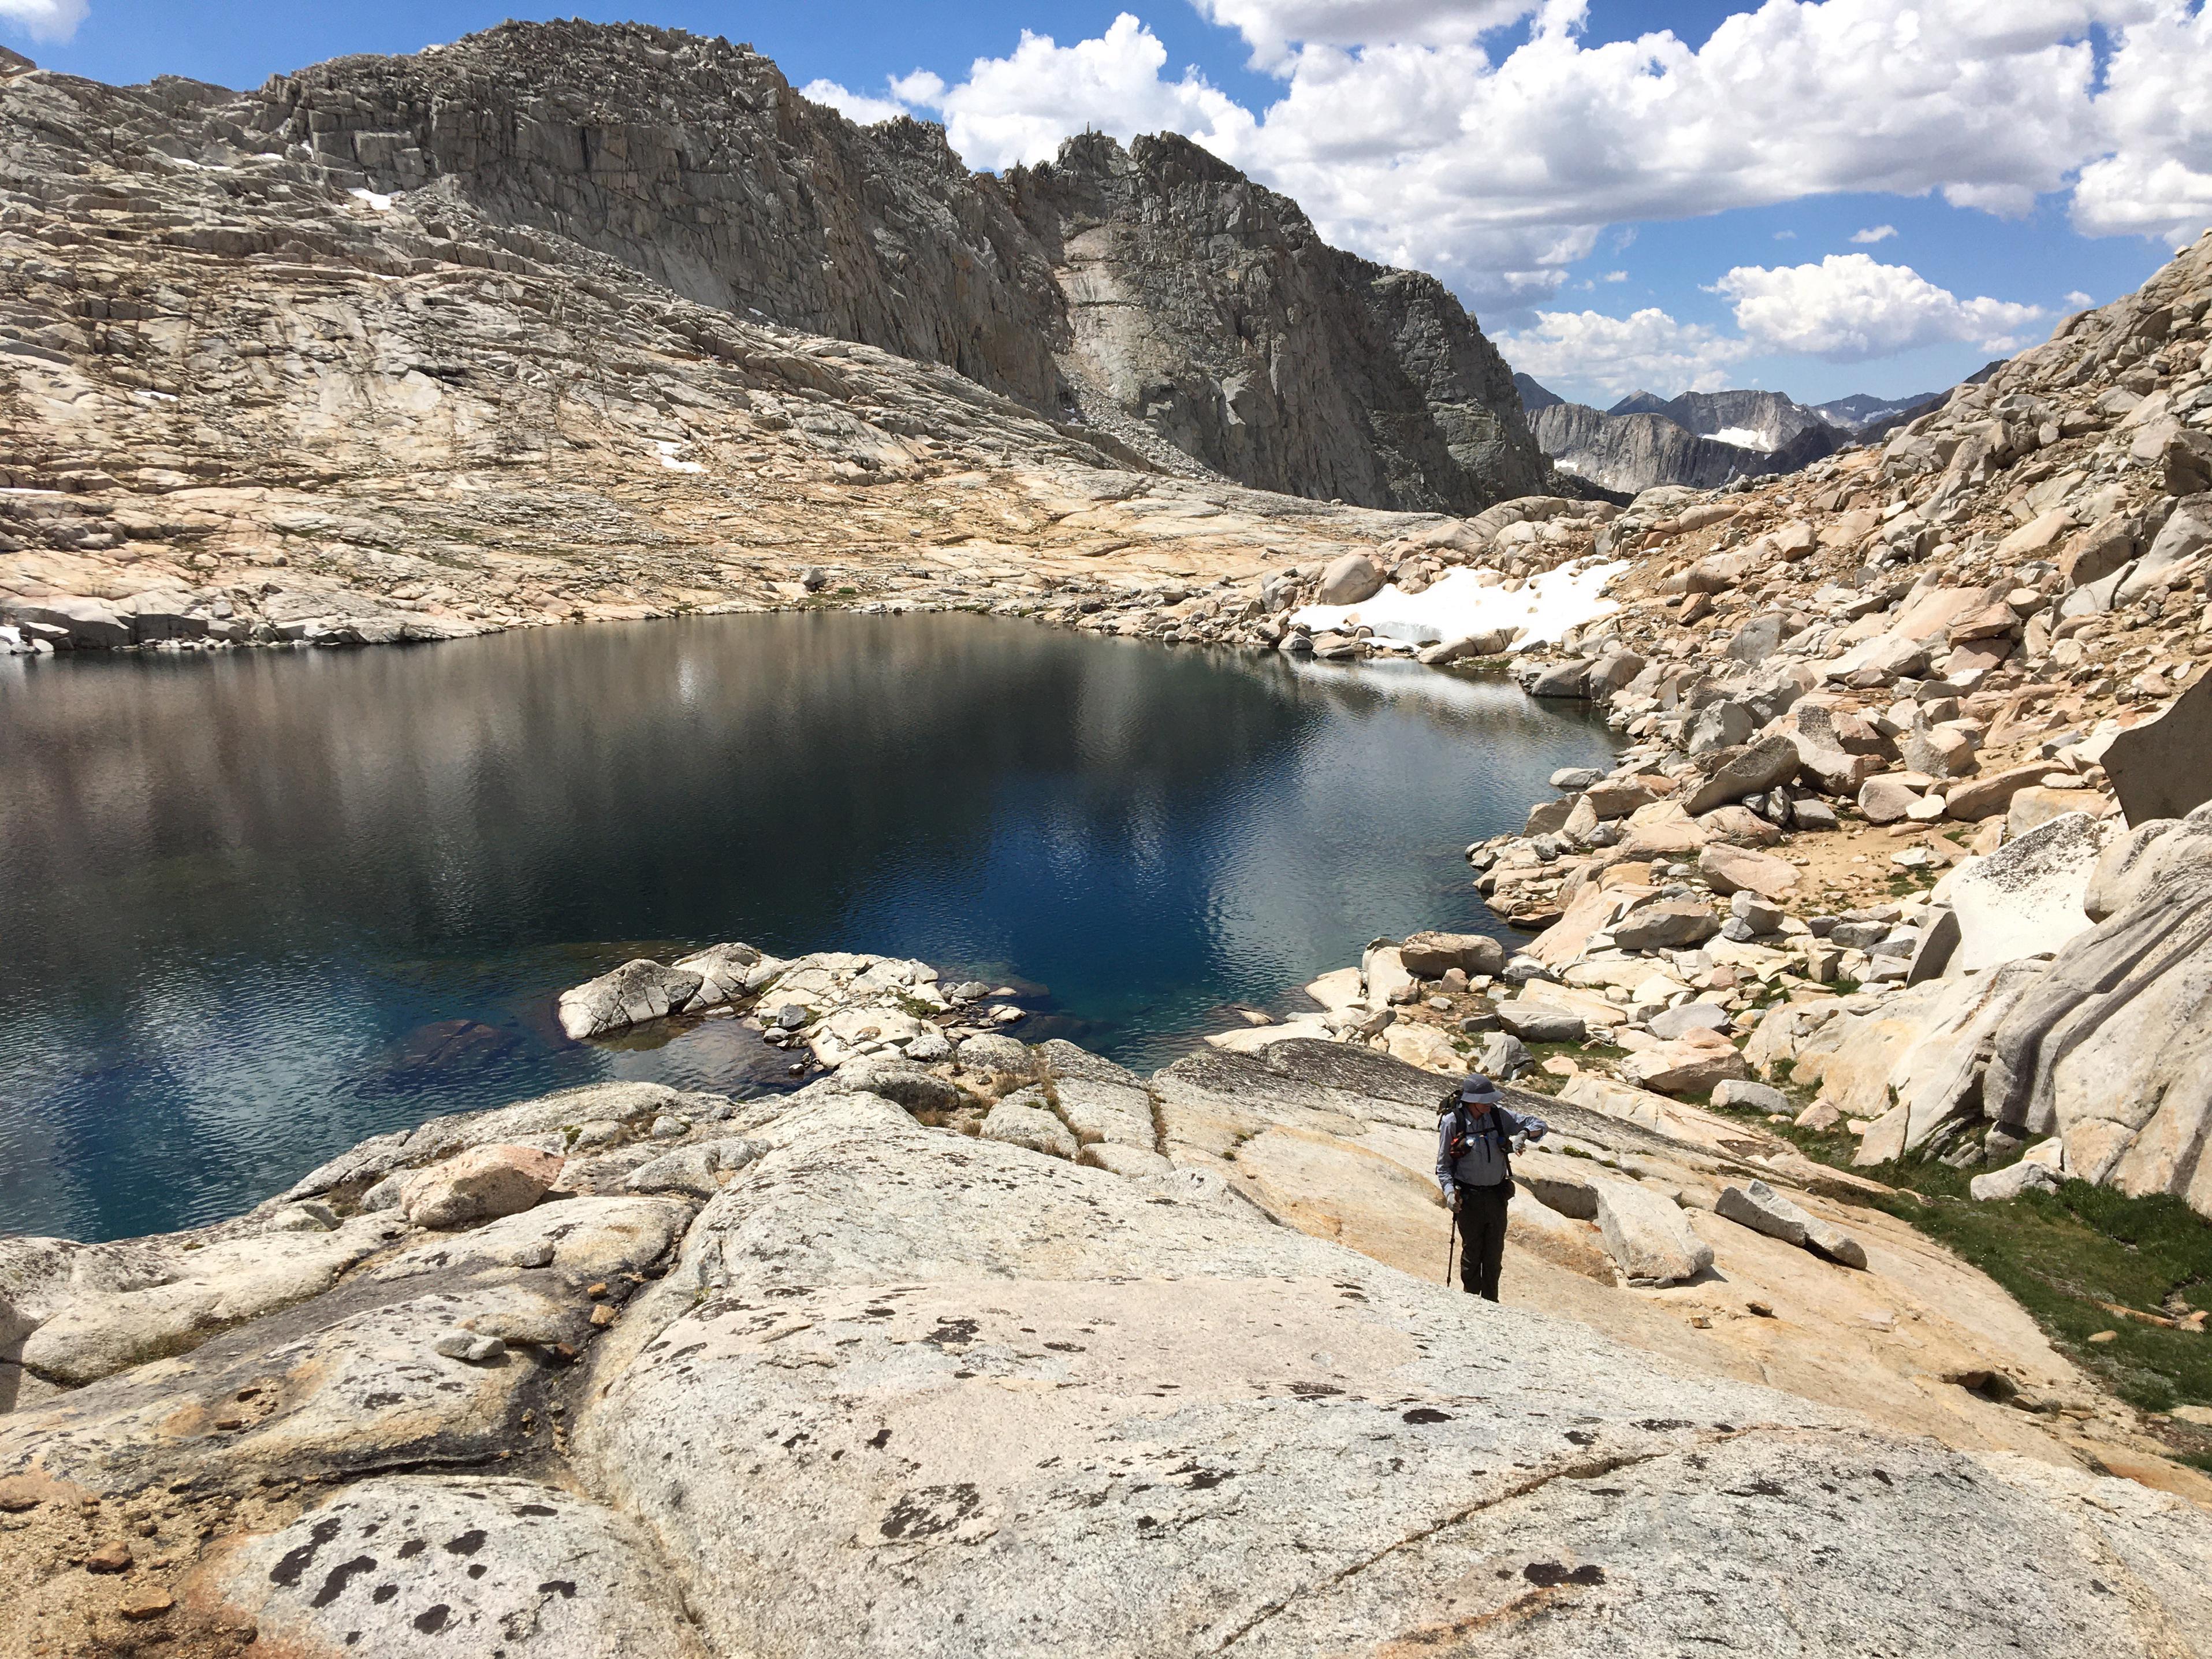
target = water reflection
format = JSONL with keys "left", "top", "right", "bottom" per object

{"left": 0, "top": 612, "right": 1613, "bottom": 1240}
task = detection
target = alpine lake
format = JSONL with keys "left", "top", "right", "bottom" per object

{"left": 0, "top": 611, "right": 1616, "bottom": 1241}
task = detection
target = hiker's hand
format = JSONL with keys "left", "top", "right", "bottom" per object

{"left": 1443, "top": 1185, "right": 1461, "bottom": 1211}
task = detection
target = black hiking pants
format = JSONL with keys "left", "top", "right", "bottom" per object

{"left": 1454, "top": 1182, "right": 1510, "bottom": 1301}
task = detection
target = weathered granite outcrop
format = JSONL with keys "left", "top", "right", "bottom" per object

{"left": 6, "top": 1041, "right": 2209, "bottom": 1654}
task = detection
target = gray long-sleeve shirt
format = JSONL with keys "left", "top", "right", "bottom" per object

{"left": 1437, "top": 1103, "right": 1547, "bottom": 1193}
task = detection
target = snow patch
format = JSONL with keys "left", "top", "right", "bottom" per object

{"left": 349, "top": 188, "right": 394, "bottom": 212}
{"left": 654, "top": 440, "right": 706, "bottom": 474}
{"left": 1290, "top": 558, "right": 1626, "bottom": 651}
{"left": 1710, "top": 426, "right": 1774, "bottom": 451}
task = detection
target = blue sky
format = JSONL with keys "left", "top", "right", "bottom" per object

{"left": 12, "top": 2, "right": 2207, "bottom": 410}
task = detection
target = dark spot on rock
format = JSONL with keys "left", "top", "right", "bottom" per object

{"left": 1725, "top": 1479, "right": 1785, "bottom": 1498}
{"left": 363, "top": 1393, "right": 402, "bottom": 1408}
{"left": 310, "top": 1556, "right": 378, "bottom": 1608}
{"left": 514, "top": 1505, "right": 556, "bottom": 1518}
{"left": 1870, "top": 1469, "right": 1892, "bottom": 1486}
{"left": 373, "top": 1585, "right": 397, "bottom": 1605}
{"left": 1565, "top": 1430, "right": 1596, "bottom": 1445}
{"left": 443, "top": 1529, "right": 486, "bottom": 1556}
{"left": 1043, "top": 1342, "right": 1083, "bottom": 1352}
{"left": 397, "top": 1540, "right": 426, "bottom": 1560}
{"left": 1167, "top": 1461, "right": 1231, "bottom": 1490}
{"left": 923, "top": 1318, "right": 978, "bottom": 1348}
{"left": 1524, "top": 1562, "right": 1605, "bottom": 1588}
{"left": 1402, "top": 1408, "right": 1452, "bottom": 1425}
{"left": 467, "top": 1564, "right": 487, "bottom": 1579}
{"left": 878, "top": 1483, "right": 981, "bottom": 1541}
{"left": 867, "top": 1429, "right": 892, "bottom": 1449}
{"left": 1289, "top": 1382, "right": 1343, "bottom": 1398}
{"left": 414, "top": 1604, "right": 450, "bottom": 1634}
{"left": 1136, "top": 1515, "right": 1157, "bottom": 1529}
{"left": 1635, "top": 1419, "right": 1692, "bottom": 1432}
{"left": 271, "top": 1517, "right": 342, "bottom": 1586}
{"left": 538, "top": 1581, "right": 577, "bottom": 1599}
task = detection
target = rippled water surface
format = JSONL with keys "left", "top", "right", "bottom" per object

{"left": 1, "top": 612, "right": 1615, "bottom": 1240}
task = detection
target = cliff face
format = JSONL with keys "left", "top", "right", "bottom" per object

{"left": 1006, "top": 132, "right": 1550, "bottom": 512}
{"left": 188, "top": 21, "right": 1547, "bottom": 513}
{"left": 230, "top": 21, "right": 1067, "bottom": 410}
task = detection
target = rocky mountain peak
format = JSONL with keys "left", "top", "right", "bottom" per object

{"left": 1010, "top": 129, "right": 1552, "bottom": 511}
{"left": 85, "top": 18, "right": 1550, "bottom": 515}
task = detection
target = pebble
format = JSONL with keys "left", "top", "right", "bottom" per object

{"left": 84, "top": 1540, "right": 133, "bottom": 1574}
{"left": 431, "top": 1332, "right": 508, "bottom": 1364}
{"left": 118, "top": 1586, "right": 176, "bottom": 1621}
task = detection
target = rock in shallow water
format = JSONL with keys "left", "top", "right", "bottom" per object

{"left": 557, "top": 958, "right": 706, "bottom": 1040}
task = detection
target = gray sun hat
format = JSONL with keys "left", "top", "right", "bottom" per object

{"left": 1457, "top": 1073, "right": 1503, "bottom": 1105}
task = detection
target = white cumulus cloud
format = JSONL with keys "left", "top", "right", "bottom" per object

{"left": 1499, "top": 307, "right": 1755, "bottom": 401}
{"left": 874, "top": 0, "right": 2212, "bottom": 314}
{"left": 1850, "top": 224, "right": 1898, "bottom": 243}
{"left": 1712, "top": 254, "right": 2046, "bottom": 361}
{"left": 798, "top": 79, "right": 911, "bottom": 125}
{"left": 1194, "top": 0, "right": 1541, "bottom": 68}
{"left": 901, "top": 14, "right": 1253, "bottom": 173}
{"left": 2072, "top": 2, "right": 2212, "bottom": 247}
{"left": 0, "top": 0, "right": 85, "bottom": 43}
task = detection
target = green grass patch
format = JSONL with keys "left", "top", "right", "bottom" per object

{"left": 1701, "top": 1093, "right": 2212, "bottom": 1419}
{"left": 1891, "top": 1181, "right": 2212, "bottom": 1416}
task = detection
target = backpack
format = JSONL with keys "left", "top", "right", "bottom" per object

{"left": 1440, "top": 1101, "right": 1517, "bottom": 1189}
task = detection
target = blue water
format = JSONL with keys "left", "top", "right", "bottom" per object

{"left": 0, "top": 611, "right": 1614, "bottom": 1241}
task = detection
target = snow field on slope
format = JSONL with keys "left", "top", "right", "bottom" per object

{"left": 1290, "top": 557, "right": 1626, "bottom": 651}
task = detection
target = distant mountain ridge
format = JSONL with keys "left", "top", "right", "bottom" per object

{"left": 1514, "top": 375, "right": 1848, "bottom": 494}
{"left": 1511, "top": 367, "right": 1999, "bottom": 496}
{"left": 1602, "top": 388, "right": 1834, "bottom": 453}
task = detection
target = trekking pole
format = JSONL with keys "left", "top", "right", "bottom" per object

{"left": 1443, "top": 1199, "right": 1457, "bottom": 1287}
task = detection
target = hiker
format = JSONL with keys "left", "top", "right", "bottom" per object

{"left": 1436, "top": 1072, "right": 1548, "bottom": 1302}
